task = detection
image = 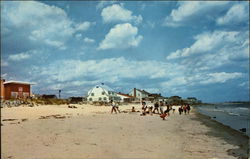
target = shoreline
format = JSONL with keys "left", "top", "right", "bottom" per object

{"left": 192, "top": 108, "right": 249, "bottom": 158}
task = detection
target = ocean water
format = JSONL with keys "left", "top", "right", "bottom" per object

{"left": 196, "top": 103, "right": 250, "bottom": 137}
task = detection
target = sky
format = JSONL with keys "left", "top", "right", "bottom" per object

{"left": 1, "top": 1, "right": 249, "bottom": 102}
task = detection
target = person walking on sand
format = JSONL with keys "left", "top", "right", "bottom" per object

{"left": 178, "top": 106, "right": 183, "bottom": 115}
{"left": 159, "top": 101, "right": 164, "bottom": 114}
{"left": 183, "top": 105, "right": 187, "bottom": 115}
{"left": 153, "top": 102, "right": 160, "bottom": 114}
{"left": 115, "top": 102, "right": 121, "bottom": 113}
{"left": 165, "top": 105, "right": 171, "bottom": 116}
{"left": 111, "top": 100, "right": 117, "bottom": 114}
{"left": 187, "top": 104, "right": 191, "bottom": 114}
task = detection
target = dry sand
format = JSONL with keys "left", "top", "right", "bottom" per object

{"left": 1, "top": 104, "right": 249, "bottom": 159}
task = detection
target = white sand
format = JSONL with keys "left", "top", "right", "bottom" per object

{"left": 1, "top": 104, "right": 247, "bottom": 159}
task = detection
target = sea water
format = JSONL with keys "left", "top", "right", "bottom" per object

{"left": 196, "top": 103, "right": 250, "bottom": 137}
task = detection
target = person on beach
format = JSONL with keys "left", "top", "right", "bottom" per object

{"left": 183, "top": 105, "right": 187, "bottom": 115}
{"left": 153, "top": 102, "right": 160, "bottom": 114}
{"left": 131, "top": 106, "right": 136, "bottom": 112}
{"left": 165, "top": 105, "right": 171, "bottom": 116}
{"left": 111, "top": 100, "right": 117, "bottom": 114}
{"left": 148, "top": 106, "right": 153, "bottom": 115}
{"left": 178, "top": 106, "right": 183, "bottom": 115}
{"left": 159, "top": 101, "right": 164, "bottom": 114}
{"left": 171, "top": 105, "right": 175, "bottom": 114}
{"left": 116, "top": 103, "right": 121, "bottom": 113}
{"left": 160, "top": 112, "right": 168, "bottom": 120}
{"left": 140, "top": 101, "right": 147, "bottom": 116}
{"left": 187, "top": 104, "right": 191, "bottom": 114}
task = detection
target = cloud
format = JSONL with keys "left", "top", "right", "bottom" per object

{"left": 84, "top": 37, "right": 95, "bottom": 43}
{"left": 8, "top": 50, "right": 38, "bottom": 61}
{"left": 167, "top": 31, "right": 240, "bottom": 59}
{"left": 75, "top": 33, "right": 82, "bottom": 39}
{"left": 166, "top": 30, "right": 249, "bottom": 74}
{"left": 98, "top": 23, "right": 143, "bottom": 50}
{"left": 216, "top": 3, "right": 249, "bottom": 25}
{"left": 200, "top": 72, "right": 243, "bottom": 84}
{"left": 96, "top": 1, "right": 117, "bottom": 10}
{"left": 1, "top": 60, "right": 9, "bottom": 66}
{"left": 29, "top": 57, "right": 184, "bottom": 88}
{"left": 163, "top": 1, "right": 230, "bottom": 27}
{"left": 101, "top": 4, "right": 143, "bottom": 25}
{"left": 74, "top": 21, "right": 95, "bottom": 31}
{"left": 2, "top": 1, "right": 94, "bottom": 49}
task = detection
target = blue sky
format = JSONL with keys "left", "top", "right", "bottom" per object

{"left": 1, "top": 1, "right": 249, "bottom": 102}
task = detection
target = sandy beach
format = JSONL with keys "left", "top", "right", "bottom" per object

{"left": 1, "top": 104, "right": 249, "bottom": 159}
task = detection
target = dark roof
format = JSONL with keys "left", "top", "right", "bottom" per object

{"left": 117, "top": 92, "right": 133, "bottom": 98}
{"left": 42, "top": 94, "right": 57, "bottom": 99}
{"left": 137, "top": 89, "right": 150, "bottom": 94}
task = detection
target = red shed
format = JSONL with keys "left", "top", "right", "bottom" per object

{"left": 2, "top": 80, "right": 35, "bottom": 100}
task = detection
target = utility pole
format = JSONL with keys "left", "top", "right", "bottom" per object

{"left": 59, "top": 90, "right": 61, "bottom": 99}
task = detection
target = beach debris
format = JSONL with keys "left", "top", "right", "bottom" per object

{"left": 68, "top": 105, "right": 77, "bottom": 108}
{"left": 21, "top": 119, "right": 28, "bottom": 122}
{"left": 39, "top": 114, "right": 66, "bottom": 119}
{"left": 2, "top": 119, "right": 18, "bottom": 121}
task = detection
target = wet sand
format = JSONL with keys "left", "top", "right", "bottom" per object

{"left": 1, "top": 104, "right": 249, "bottom": 159}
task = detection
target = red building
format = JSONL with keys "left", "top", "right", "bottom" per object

{"left": 0, "top": 79, "right": 34, "bottom": 100}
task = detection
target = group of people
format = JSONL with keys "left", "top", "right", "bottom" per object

{"left": 110, "top": 100, "right": 191, "bottom": 120}
{"left": 178, "top": 105, "right": 191, "bottom": 115}
{"left": 140, "top": 101, "right": 172, "bottom": 120}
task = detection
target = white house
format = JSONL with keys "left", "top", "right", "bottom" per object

{"left": 117, "top": 93, "right": 133, "bottom": 103}
{"left": 129, "top": 88, "right": 150, "bottom": 100}
{"left": 87, "top": 83, "right": 120, "bottom": 102}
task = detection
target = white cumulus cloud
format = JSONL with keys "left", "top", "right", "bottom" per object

{"left": 101, "top": 4, "right": 142, "bottom": 25}
{"left": 2, "top": 1, "right": 94, "bottom": 49}
{"left": 216, "top": 3, "right": 249, "bottom": 25}
{"left": 8, "top": 50, "right": 38, "bottom": 61}
{"left": 163, "top": 1, "right": 230, "bottom": 27}
{"left": 200, "top": 72, "right": 243, "bottom": 84}
{"left": 98, "top": 23, "right": 143, "bottom": 50}
{"left": 84, "top": 37, "right": 95, "bottom": 43}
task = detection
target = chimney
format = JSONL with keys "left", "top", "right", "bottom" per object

{"left": 134, "top": 88, "right": 136, "bottom": 97}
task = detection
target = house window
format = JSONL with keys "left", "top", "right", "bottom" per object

{"left": 89, "top": 98, "right": 92, "bottom": 101}
{"left": 102, "top": 91, "right": 105, "bottom": 95}
{"left": 108, "top": 91, "right": 111, "bottom": 95}
{"left": 23, "top": 92, "right": 29, "bottom": 98}
{"left": 138, "top": 94, "right": 140, "bottom": 96}
{"left": 103, "top": 97, "right": 107, "bottom": 100}
{"left": 99, "top": 97, "right": 102, "bottom": 101}
{"left": 11, "top": 92, "right": 18, "bottom": 99}
{"left": 18, "top": 87, "right": 23, "bottom": 92}
{"left": 91, "top": 93, "right": 94, "bottom": 96}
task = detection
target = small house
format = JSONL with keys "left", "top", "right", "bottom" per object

{"left": 1, "top": 79, "right": 35, "bottom": 100}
